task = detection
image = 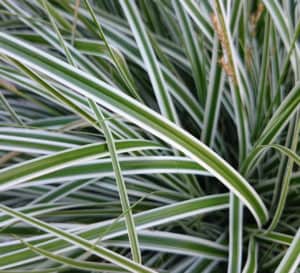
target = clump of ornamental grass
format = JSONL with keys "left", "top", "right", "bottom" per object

{"left": 0, "top": 0, "right": 299, "bottom": 273}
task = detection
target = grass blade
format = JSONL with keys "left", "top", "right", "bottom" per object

{"left": 274, "top": 229, "right": 300, "bottom": 273}
{"left": 0, "top": 205, "right": 157, "bottom": 273}
{"left": 0, "top": 32, "right": 268, "bottom": 226}
{"left": 89, "top": 100, "right": 141, "bottom": 263}
{"left": 119, "top": 0, "right": 178, "bottom": 123}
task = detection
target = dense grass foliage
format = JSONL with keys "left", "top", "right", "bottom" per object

{"left": 0, "top": 0, "right": 299, "bottom": 272}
